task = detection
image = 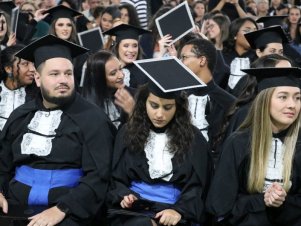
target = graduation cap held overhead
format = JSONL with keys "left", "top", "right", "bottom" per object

{"left": 256, "top": 15, "right": 287, "bottom": 28}
{"left": 241, "top": 67, "right": 301, "bottom": 92}
{"left": 155, "top": 1, "right": 195, "bottom": 46}
{"left": 134, "top": 56, "right": 206, "bottom": 99}
{"left": 43, "top": 5, "right": 82, "bottom": 23}
{"left": 15, "top": 34, "right": 88, "bottom": 68}
{"left": 103, "top": 23, "right": 151, "bottom": 43}
{"left": 0, "top": 1, "right": 15, "bottom": 15}
{"left": 244, "top": 25, "right": 288, "bottom": 49}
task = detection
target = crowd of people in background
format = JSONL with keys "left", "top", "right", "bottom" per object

{"left": 0, "top": 0, "right": 301, "bottom": 225}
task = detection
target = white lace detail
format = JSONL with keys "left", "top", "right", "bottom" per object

{"left": 122, "top": 68, "right": 130, "bottom": 87}
{"left": 104, "top": 99, "right": 121, "bottom": 128}
{"left": 228, "top": 57, "right": 250, "bottom": 89}
{"left": 0, "top": 81, "right": 26, "bottom": 130}
{"left": 263, "top": 138, "right": 285, "bottom": 192}
{"left": 144, "top": 131, "right": 174, "bottom": 181}
{"left": 188, "top": 94, "right": 209, "bottom": 141}
{"left": 21, "top": 110, "right": 63, "bottom": 156}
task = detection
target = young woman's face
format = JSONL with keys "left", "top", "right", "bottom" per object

{"left": 206, "top": 19, "right": 221, "bottom": 40}
{"left": 101, "top": 12, "right": 113, "bottom": 31}
{"left": 235, "top": 20, "right": 257, "bottom": 50}
{"left": 120, "top": 8, "right": 129, "bottom": 24}
{"left": 270, "top": 86, "right": 301, "bottom": 132}
{"left": 288, "top": 8, "right": 301, "bottom": 24}
{"left": 12, "top": 58, "right": 36, "bottom": 86}
{"left": 105, "top": 57, "right": 124, "bottom": 89}
{"left": 54, "top": 18, "right": 72, "bottom": 40}
{"left": 0, "top": 15, "right": 7, "bottom": 38}
{"left": 256, "top": 43, "right": 284, "bottom": 57}
{"left": 194, "top": 3, "right": 205, "bottom": 18}
{"left": 146, "top": 93, "right": 176, "bottom": 128}
{"left": 118, "top": 39, "right": 139, "bottom": 65}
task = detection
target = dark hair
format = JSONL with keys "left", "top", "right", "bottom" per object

{"left": 180, "top": 38, "right": 217, "bottom": 72}
{"left": 148, "top": 6, "right": 172, "bottom": 52}
{"left": 214, "top": 54, "right": 293, "bottom": 150}
{"left": 93, "top": 6, "right": 105, "bottom": 19}
{"left": 58, "top": 0, "right": 78, "bottom": 10}
{"left": 124, "top": 85, "right": 195, "bottom": 160}
{"left": 49, "top": 18, "right": 78, "bottom": 44}
{"left": 223, "top": 17, "right": 258, "bottom": 53}
{"left": 294, "top": 17, "right": 301, "bottom": 45}
{"left": 0, "top": 44, "right": 25, "bottom": 82}
{"left": 81, "top": 50, "right": 115, "bottom": 107}
{"left": 119, "top": 3, "right": 141, "bottom": 27}
{"left": 101, "top": 5, "right": 121, "bottom": 20}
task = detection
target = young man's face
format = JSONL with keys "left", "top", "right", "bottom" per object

{"left": 35, "top": 57, "right": 75, "bottom": 108}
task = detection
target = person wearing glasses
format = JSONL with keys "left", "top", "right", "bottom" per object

{"left": 179, "top": 38, "right": 235, "bottom": 163}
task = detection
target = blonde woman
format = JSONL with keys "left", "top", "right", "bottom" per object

{"left": 207, "top": 61, "right": 301, "bottom": 225}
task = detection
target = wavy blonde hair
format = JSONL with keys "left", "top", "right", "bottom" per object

{"left": 240, "top": 87, "right": 301, "bottom": 193}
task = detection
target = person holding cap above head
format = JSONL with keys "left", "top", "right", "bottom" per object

{"left": 104, "top": 23, "right": 151, "bottom": 88}
{"left": 108, "top": 57, "right": 209, "bottom": 226}
{"left": 0, "top": 35, "right": 114, "bottom": 226}
{"left": 207, "top": 64, "right": 301, "bottom": 226}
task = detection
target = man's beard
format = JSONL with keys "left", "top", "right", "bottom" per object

{"left": 40, "top": 85, "right": 75, "bottom": 107}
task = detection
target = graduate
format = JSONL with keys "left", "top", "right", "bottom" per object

{"left": 226, "top": 25, "right": 288, "bottom": 98}
{"left": 179, "top": 37, "right": 236, "bottom": 161}
{"left": 207, "top": 66, "right": 301, "bottom": 226}
{"left": 0, "top": 44, "right": 38, "bottom": 131}
{"left": 103, "top": 23, "right": 151, "bottom": 88}
{"left": 108, "top": 58, "right": 209, "bottom": 226}
{"left": 81, "top": 50, "right": 135, "bottom": 129}
{"left": 0, "top": 35, "right": 114, "bottom": 226}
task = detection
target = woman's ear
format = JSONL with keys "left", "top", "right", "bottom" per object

{"left": 4, "top": 65, "right": 12, "bottom": 74}
{"left": 256, "top": 49, "right": 262, "bottom": 58}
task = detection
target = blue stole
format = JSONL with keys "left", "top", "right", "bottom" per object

{"left": 129, "top": 181, "right": 181, "bottom": 204}
{"left": 14, "top": 165, "right": 83, "bottom": 205}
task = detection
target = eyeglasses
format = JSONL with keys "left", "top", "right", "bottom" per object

{"left": 179, "top": 54, "right": 198, "bottom": 61}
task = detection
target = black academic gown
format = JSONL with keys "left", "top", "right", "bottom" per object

{"left": 206, "top": 129, "right": 301, "bottom": 226}
{"left": 187, "top": 80, "right": 236, "bottom": 148}
{"left": 109, "top": 126, "right": 210, "bottom": 225}
{"left": 0, "top": 93, "right": 115, "bottom": 226}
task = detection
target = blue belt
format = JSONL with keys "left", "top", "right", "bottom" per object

{"left": 15, "top": 165, "right": 83, "bottom": 205}
{"left": 129, "top": 181, "right": 181, "bottom": 204}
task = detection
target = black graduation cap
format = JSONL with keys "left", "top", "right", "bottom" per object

{"left": 103, "top": 23, "right": 151, "bottom": 43}
{"left": 15, "top": 34, "right": 88, "bottom": 68}
{"left": 0, "top": 1, "right": 15, "bottom": 15}
{"left": 241, "top": 67, "right": 301, "bottom": 91}
{"left": 155, "top": 1, "right": 195, "bottom": 46}
{"left": 43, "top": 5, "right": 82, "bottom": 23}
{"left": 256, "top": 15, "right": 287, "bottom": 28}
{"left": 244, "top": 25, "right": 288, "bottom": 49}
{"left": 78, "top": 27, "right": 104, "bottom": 53}
{"left": 133, "top": 56, "right": 206, "bottom": 99}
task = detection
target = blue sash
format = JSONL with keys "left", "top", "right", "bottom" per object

{"left": 15, "top": 165, "right": 83, "bottom": 205}
{"left": 129, "top": 181, "right": 180, "bottom": 204}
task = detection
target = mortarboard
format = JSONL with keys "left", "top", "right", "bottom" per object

{"left": 155, "top": 1, "right": 195, "bottom": 46}
{"left": 103, "top": 23, "right": 151, "bottom": 43}
{"left": 244, "top": 25, "right": 288, "bottom": 49}
{"left": 0, "top": 1, "right": 15, "bottom": 15}
{"left": 15, "top": 34, "right": 88, "bottom": 68}
{"left": 134, "top": 56, "right": 206, "bottom": 99}
{"left": 256, "top": 15, "right": 287, "bottom": 28}
{"left": 241, "top": 67, "right": 301, "bottom": 92}
{"left": 78, "top": 27, "right": 104, "bottom": 53}
{"left": 43, "top": 5, "right": 82, "bottom": 23}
